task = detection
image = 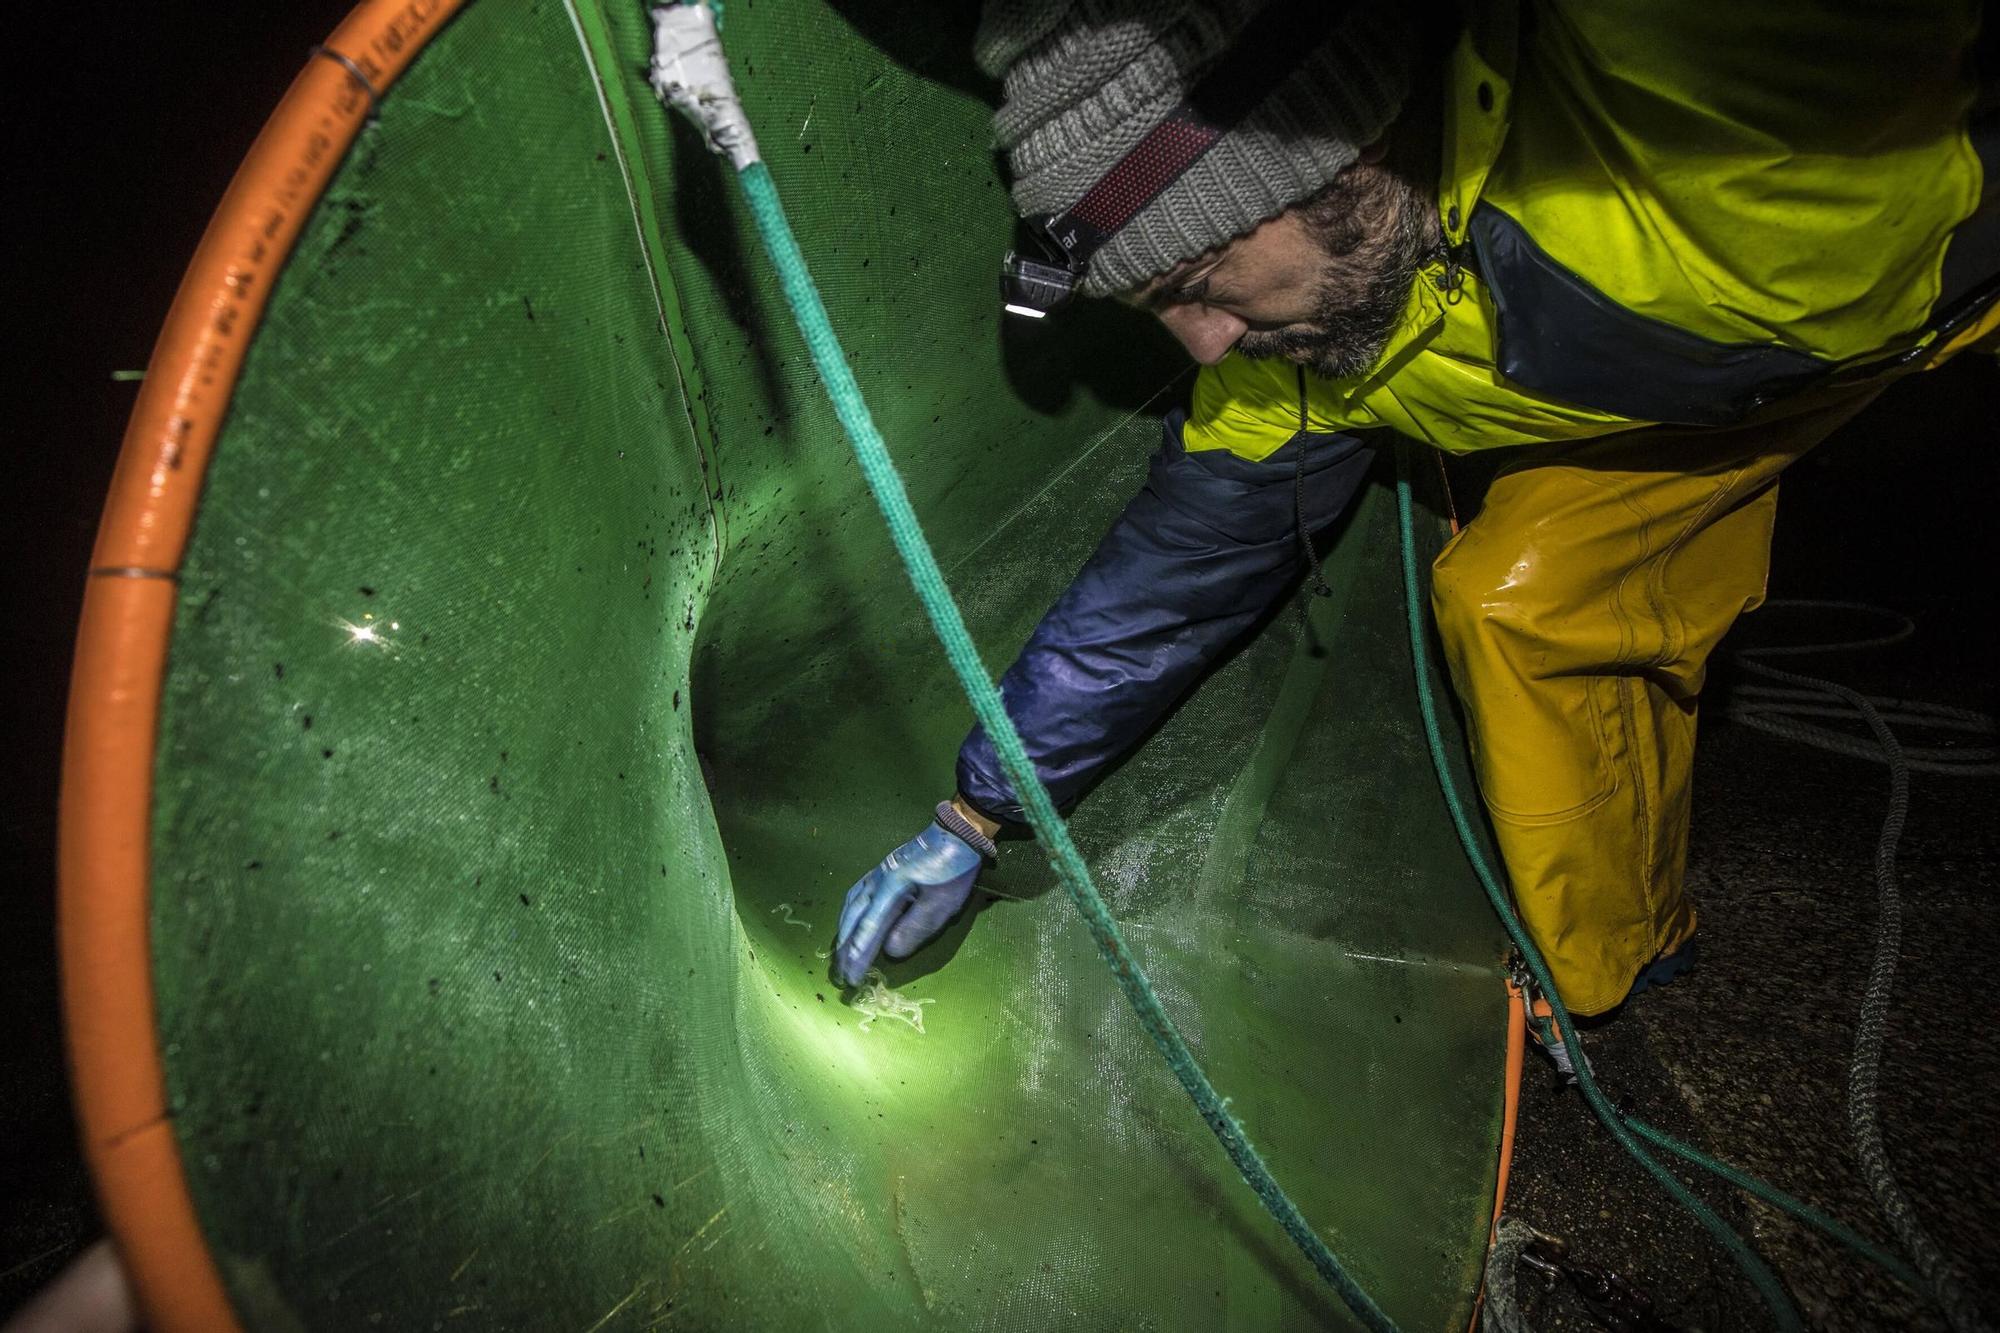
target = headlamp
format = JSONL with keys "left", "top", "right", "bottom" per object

{"left": 999, "top": 250, "right": 1077, "bottom": 319}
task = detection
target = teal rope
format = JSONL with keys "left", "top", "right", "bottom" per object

{"left": 1622, "top": 1119, "right": 1921, "bottom": 1289}
{"left": 1388, "top": 448, "right": 1800, "bottom": 1327}
{"left": 1389, "top": 444, "right": 1959, "bottom": 1328}
{"left": 718, "top": 149, "right": 1915, "bottom": 1329}
{"left": 673, "top": 27, "right": 1936, "bottom": 1320}
{"left": 732, "top": 159, "right": 1397, "bottom": 1331}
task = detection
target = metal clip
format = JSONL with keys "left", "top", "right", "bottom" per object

{"left": 309, "top": 45, "right": 382, "bottom": 121}
{"left": 1436, "top": 242, "right": 1471, "bottom": 307}
{"left": 1521, "top": 1233, "right": 1675, "bottom": 1332}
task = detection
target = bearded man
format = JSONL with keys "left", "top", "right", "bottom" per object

{"left": 832, "top": 0, "right": 1997, "bottom": 1038}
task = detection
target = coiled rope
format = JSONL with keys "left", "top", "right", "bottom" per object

{"left": 1730, "top": 602, "right": 1994, "bottom": 1332}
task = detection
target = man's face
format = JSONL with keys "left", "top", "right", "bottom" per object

{"left": 1124, "top": 161, "right": 1436, "bottom": 380}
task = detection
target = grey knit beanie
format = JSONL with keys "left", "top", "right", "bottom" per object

{"left": 976, "top": 0, "right": 1414, "bottom": 295}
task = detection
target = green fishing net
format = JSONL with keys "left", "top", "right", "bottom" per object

{"left": 148, "top": 2, "right": 1507, "bottom": 1326}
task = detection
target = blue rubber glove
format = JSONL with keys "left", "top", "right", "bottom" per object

{"left": 832, "top": 821, "right": 983, "bottom": 988}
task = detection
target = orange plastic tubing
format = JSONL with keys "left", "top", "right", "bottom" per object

{"left": 59, "top": 2, "right": 465, "bottom": 1328}
{"left": 1434, "top": 458, "right": 1526, "bottom": 1333}
{"left": 1465, "top": 978, "right": 1528, "bottom": 1333}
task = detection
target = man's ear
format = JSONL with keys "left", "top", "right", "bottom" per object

{"left": 1358, "top": 137, "right": 1388, "bottom": 165}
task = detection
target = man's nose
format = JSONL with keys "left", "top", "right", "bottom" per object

{"left": 1156, "top": 305, "right": 1248, "bottom": 365}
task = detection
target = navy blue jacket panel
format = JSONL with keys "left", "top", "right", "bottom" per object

{"left": 955, "top": 409, "right": 1377, "bottom": 823}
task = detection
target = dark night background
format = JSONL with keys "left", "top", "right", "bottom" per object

{"left": 4, "top": 1, "right": 365, "bottom": 1308}
{"left": 4, "top": 3, "right": 1996, "bottom": 1328}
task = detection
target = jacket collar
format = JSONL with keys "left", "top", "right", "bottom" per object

{"left": 1437, "top": 0, "right": 1518, "bottom": 252}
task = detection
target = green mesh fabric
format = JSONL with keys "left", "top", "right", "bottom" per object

{"left": 149, "top": 1, "right": 1508, "bottom": 1327}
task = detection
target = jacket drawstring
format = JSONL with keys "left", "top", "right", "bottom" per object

{"left": 1294, "top": 364, "right": 1333, "bottom": 600}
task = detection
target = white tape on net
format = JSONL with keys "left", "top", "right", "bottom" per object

{"left": 648, "top": 3, "right": 762, "bottom": 170}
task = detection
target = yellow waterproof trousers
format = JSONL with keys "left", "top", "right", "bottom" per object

{"left": 1429, "top": 387, "right": 1883, "bottom": 1015}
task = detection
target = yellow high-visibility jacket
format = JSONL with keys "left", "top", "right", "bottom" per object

{"left": 1186, "top": 0, "right": 1996, "bottom": 460}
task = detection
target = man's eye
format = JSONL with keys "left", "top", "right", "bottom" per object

{"left": 1171, "top": 281, "right": 1240, "bottom": 310}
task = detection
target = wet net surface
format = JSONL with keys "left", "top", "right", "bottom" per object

{"left": 149, "top": 1, "right": 1508, "bottom": 1326}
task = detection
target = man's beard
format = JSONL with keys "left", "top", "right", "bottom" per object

{"left": 1237, "top": 169, "right": 1436, "bottom": 381}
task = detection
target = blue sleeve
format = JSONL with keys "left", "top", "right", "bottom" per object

{"left": 955, "top": 408, "right": 1377, "bottom": 823}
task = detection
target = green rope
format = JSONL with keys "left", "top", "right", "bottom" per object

{"left": 731, "top": 159, "right": 1398, "bottom": 1331}
{"left": 1389, "top": 444, "right": 1976, "bottom": 1327}
{"left": 722, "top": 150, "right": 1890, "bottom": 1331}
{"left": 1387, "top": 447, "right": 1802, "bottom": 1328}
{"left": 1622, "top": 1119, "right": 1920, "bottom": 1289}
{"left": 715, "top": 148, "right": 1931, "bottom": 1331}
{"left": 669, "top": 21, "right": 1943, "bottom": 1323}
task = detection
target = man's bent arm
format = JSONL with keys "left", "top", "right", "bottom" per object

{"left": 955, "top": 410, "right": 1377, "bottom": 825}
